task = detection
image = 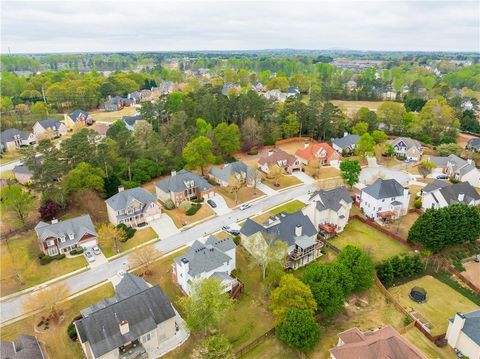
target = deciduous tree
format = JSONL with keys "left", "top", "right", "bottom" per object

{"left": 98, "top": 224, "right": 127, "bottom": 255}
{"left": 339, "top": 159, "right": 361, "bottom": 188}
{"left": 183, "top": 136, "right": 215, "bottom": 176}
{"left": 23, "top": 283, "right": 70, "bottom": 322}
{"left": 337, "top": 245, "right": 375, "bottom": 292}
{"left": 276, "top": 309, "right": 320, "bottom": 352}
{"left": 129, "top": 246, "right": 161, "bottom": 275}
{"left": 1, "top": 184, "right": 35, "bottom": 226}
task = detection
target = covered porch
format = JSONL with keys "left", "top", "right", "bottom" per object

{"left": 119, "top": 339, "right": 147, "bottom": 359}
{"left": 318, "top": 223, "right": 338, "bottom": 239}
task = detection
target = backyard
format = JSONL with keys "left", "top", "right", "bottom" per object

{"left": 216, "top": 186, "right": 266, "bottom": 208}
{"left": 330, "top": 100, "right": 385, "bottom": 116}
{"left": 403, "top": 327, "right": 456, "bottom": 359}
{"left": 251, "top": 199, "right": 306, "bottom": 224}
{"left": 389, "top": 275, "right": 479, "bottom": 336}
{"left": 263, "top": 174, "right": 302, "bottom": 190}
{"left": 384, "top": 212, "right": 420, "bottom": 240}
{"left": 163, "top": 203, "right": 215, "bottom": 228}
{"left": 0, "top": 231, "right": 87, "bottom": 296}
{"left": 0, "top": 283, "right": 115, "bottom": 359}
{"left": 89, "top": 106, "right": 138, "bottom": 123}
{"left": 331, "top": 220, "right": 410, "bottom": 263}
{"left": 99, "top": 226, "right": 157, "bottom": 258}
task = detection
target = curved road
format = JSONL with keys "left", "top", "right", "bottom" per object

{"left": 0, "top": 181, "right": 316, "bottom": 324}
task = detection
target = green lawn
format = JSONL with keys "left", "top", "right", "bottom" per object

{"left": 0, "top": 283, "right": 115, "bottom": 359}
{"left": 99, "top": 226, "right": 157, "bottom": 258}
{"left": 389, "top": 275, "right": 479, "bottom": 336}
{"left": 331, "top": 220, "right": 410, "bottom": 263}
{"left": 403, "top": 327, "right": 456, "bottom": 359}
{"left": 241, "top": 336, "right": 302, "bottom": 359}
{"left": 0, "top": 231, "right": 87, "bottom": 296}
{"left": 252, "top": 199, "right": 306, "bottom": 224}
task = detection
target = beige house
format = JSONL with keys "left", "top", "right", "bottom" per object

{"left": 0, "top": 128, "right": 36, "bottom": 152}
{"left": 446, "top": 311, "right": 480, "bottom": 359}
{"left": 258, "top": 149, "right": 301, "bottom": 174}
{"left": 389, "top": 137, "right": 423, "bottom": 161}
{"left": 33, "top": 119, "right": 68, "bottom": 140}
{"left": 64, "top": 110, "right": 93, "bottom": 128}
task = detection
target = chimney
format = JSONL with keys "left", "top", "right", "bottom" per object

{"left": 295, "top": 224, "right": 302, "bottom": 237}
{"left": 171, "top": 169, "right": 177, "bottom": 176}
{"left": 181, "top": 257, "right": 189, "bottom": 273}
{"left": 304, "top": 141, "right": 309, "bottom": 149}
{"left": 267, "top": 150, "right": 274, "bottom": 157}
{"left": 344, "top": 132, "right": 348, "bottom": 137}
{"left": 466, "top": 159, "right": 473, "bottom": 165}
{"left": 458, "top": 193, "right": 465, "bottom": 202}
{"left": 51, "top": 218, "right": 58, "bottom": 224}
{"left": 118, "top": 186, "right": 124, "bottom": 192}
{"left": 119, "top": 320, "right": 129, "bottom": 335}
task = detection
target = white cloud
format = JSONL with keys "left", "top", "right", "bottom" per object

{"left": 1, "top": 0, "right": 479, "bottom": 53}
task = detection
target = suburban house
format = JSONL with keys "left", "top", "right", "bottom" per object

{"left": 251, "top": 82, "right": 265, "bottom": 92}
{"left": 258, "top": 149, "right": 301, "bottom": 174}
{"left": 429, "top": 154, "right": 480, "bottom": 187}
{"left": 0, "top": 335, "right": 46, "bottom": 359}
{"left": 106, "top": 186, "right": 161, "bottom": 227}
{"left": 240, "top": 211, "right": 322, "bottom": 270}
{"left": 128, "top": 91, "right": 142, "bottom": 103}
{"left": 286, "top": 86, "right": 301, "bottom": 97}
{"left": 263, "top": 89, "right": 288, "bottom": 102}
{"left": 331, "top": 133, "right": 360, "bottom": 154}
{"left": 173, "top": 236, "right": 238, "bottom": 296}
{"left": 140, "top": 89, "right": 152, "bottom": 100}
{"left": 295, "top": 142, "right": 341, "bottom": 166}
{"left": 421, "top": 180, "right": 480, "bottom": 210}
{"left": 104, "top": 96, "right": 128, "bottom": 112}
{"left": 155, "top": 169, "right": 215, "bottom": 205}
{"left": 74, "top": 274, "right": 179, "bottom": 359}
{"left": 446, "top": 311, "right": 480, "bottom": 359}
{"left": 303, "top": 187, "right": 353, "bottom": 238}
{"left": 34, "top": 214, "right": 97, "bottom": 256}
{"left": 222, "top": 83, "right": 241, "bottom": 96}
{"left": 389, "top": 137, "right": 423, "bottom": 161}
{"left": 122, "top": 115, "right": 142, "bottom": 131}
{"left": 346, "top": 80, "right": 357, "bottom": 91}
{"left": 360, "top": 178, "right": 410, "bottom": 222}
{"left": 151, "top": 81, "right": 173, "bottom": 97}
{"left": 466, "top": 138, "right": 480, "bottom": 152}
{"left": 208, "top": 161, "right": 259, "bottom": 187}
{"left": 33, "top": 119, "right": 68, "bottom": 139}
{"left": 0, "top": 128, "right": 36, "bottom": 152}
{"left": 65, "top": 110, "right": 93, "bottom": 128}
{"left": 12, "top": 163, "right": 34, "bottom": 185}
{"left": 329, "top": 326, "right": 426, "bottom": 359}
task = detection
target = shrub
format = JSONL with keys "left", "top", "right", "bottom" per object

{"left": 191, "top": 196, "right": 204, "bottom": 203}
{"left": 414, "top": 197, "right": 422, "bottom": 209}
{"left": 179, "top": 200, "right": 192, "bottom": 212}
{"left": 67, "top": 323, "right": 77, "bottom": 340}
{"left": 164, "top": 199, "right": 175, "bottom": 210}
{"left": 57, "top": 254, "right": 66, "bottom": 260}
{"left": 186, "top": 203, "right": 201, "bottom": 216}
{"left": 247, "top": 150, "right": 258, "bottom": 155}
{"left": 403, "top": 316, "right": 413, "bottom": 326}
{"left": 69, "top": 248, "right": 84, "bottom": 255}
{"left": 213, "top": 156, "right": 223, "bottom": 165}
{"left": 39, "top": 255, "right": 54, "bottom": 265}
{"left": 116, "top": 223, "right": 136, "bottom": 240}
{"left": 126, "top": 228, "right": 136, "bottom": 239}
{"left": 232, "top": 235, "right": 241, "bottom": 246}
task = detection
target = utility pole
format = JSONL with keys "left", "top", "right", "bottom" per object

{"left": 41, "top": 86, "right": 49, "bottom": 116}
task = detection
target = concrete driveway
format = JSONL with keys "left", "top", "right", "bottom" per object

{"left": 257, "top": 183, "right": 278, "bottom": 196}
{"left": 292, "top": 171, "right": 315, "bottom": 185}
{"left": 359, "top": 166, "right": 414, "bottom": 186}
{"left": 149, "top": 215, "right": 180, "bottom": 239}
{"left": 208, "top": 194, "right": 232, "bottom": 215}
{"left": 88, "top": 251, "right": 108, "bottom": 269}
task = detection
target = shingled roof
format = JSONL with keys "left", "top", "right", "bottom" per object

{"left": 0, "top": 335, "right": 45, "bottom": 359}
{"left": 75, "top": 274, "right": 175, "bottom": 358}
{"left": 0, "top": 128, "right": 32, "bottom": 146}
{"left": 332, "top": 134, "right": 359, "bottom": 150}
{"left": 362, "top": 178, "right": 406, "bottom": 199}
{"left": 209, "top": 161, "right": 257, "bottom": 183}
{"left": 156, "top": 169, "right": 213, "bottom": 194}
{"left": 105, "top": 187, "right": 157, "bottom": 211}
{"left": 448, "top": 310, "right": 480, "bottom": 346}
{"left": 309, "top": 187, "right": 352, "bottom": 212}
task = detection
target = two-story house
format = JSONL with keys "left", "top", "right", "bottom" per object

{"left": 105, "top": 187, "right": 161, "bottom": 227}
{"left": 445, "top": 311, "right": 480, "bottom": 359}
{"left": 0, "top": 128, "right": 36, "bottom": 152}
{"left": 75, "top": 274, "right": 181, "bottom": 359}
{"left": 295, "top": 142, "right": 341, "bottom": 166}
{"left": 258, "top": 149, "right": 301, "bottom": 175}
{"left": 65, "top": 110, "right": 93, "bottom": 128}
{"left": 34, "top": 214, "right": 97, "bottom": 256}
{"left": 122, "top": 115, "right": 143, "bottom": 131}
{"left": 240, "top": 211, "right": 322, "bottom": 270}
{"left": 0, "top": 335, "right": 46, "bottom": 359}
{"left": 421, "top": 180, "right": 480, "bottom": 210}
{"left": 389, "top": 137, "right": 423, "bottom": 161}
{"left": 33, "top": 119, "right": 68, "bottom": 140}
{"left": 303, "top": 187, "right": 353, "bottom": 238}
{"left": 155, "top": 169, "right": 215, "bottom": 206}
{"left": 360, "top": 178, "right": 410, "bottom": 222}
{"left": 429, "top": 155, "right": 480, "bottom": 187}
{"left": 331, "top": 133, "right": 360, "bottom": 154}
{"left": 173, "top": 236, "right": 237, "bottom": 296}
{"left": 208, "top": 161, "right": 259, "bottom": 187}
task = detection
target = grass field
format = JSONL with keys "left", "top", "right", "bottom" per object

{"left": 252, "top": 199, "right": 306, "bottom": 224}
{"left": 263, "top": 174, "right": 302, "bottom": 190}
{"left": 99, "top": 226, "right": 157, "bottom": 258}
{"left": 403, "top": 327, "right": 456, "bottom": 359}
{"left": 331, "top": 100, "right": 385, "bottom": 116}
{"left": 389, "top": 275, "right": 479, "bottom": 336}
{"left": 216, "top": 186, "right": 266, "bottom": 208}
{"left": 164, "top": 203, "right": 215, "bottom": 228}
{"left": 331, "top": 220, "right": 410, "bottom": 263}
{"left": 0, "top": 231, "right": 87, "bottom": 295}
{"left": 0, "top": 283, "right": 115, "bottom": 359}
{"left": 89, "top": 106, "right": 138, "bottom": 123}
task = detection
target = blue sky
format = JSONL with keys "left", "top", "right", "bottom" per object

{"left": 1, "top": 1, "right": 479, "bottom": 53}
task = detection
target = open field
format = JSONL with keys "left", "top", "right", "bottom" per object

{"left": 99, "top": 226, "right": 157, "bottom": 258}
{"left": 263, "top": 174, "right": 302, "bottom": 190}
{"left": 389, "top": 275, "right": 479, "bottom": 336}
{"left": 403, "top": 327, "right": 456, "bottom": 359}
{"left": 252, "top": 199, "right": 306, "bottom": 224}
{"left": 0, "top": 283, "right": 115, "bottom": 359}
{"left": 0, "top": 231, "right": 87, "bottom": 295}
{"left": 331, "top": 220, "right": 410, "bottom": 263}
{"left": 331, "top": 100, "right": 385, "bottom": 116}
{"left": 89, "top": 106, "right": 138, "bottom": 123}
{"left": 163, "top": 203, "right": 215, "bottom": 228}
{"left": 384, "top": 212, "right": 419, "bottom": 240}
{"left": 216, "top": 186, "right": 266, "bottom": 207}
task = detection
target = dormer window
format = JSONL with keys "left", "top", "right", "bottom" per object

{"left": 60, "top": 236, "right": 66, "bottom": 243}
{"left": 68, "top": 232, "right": 74, "bottom": 240}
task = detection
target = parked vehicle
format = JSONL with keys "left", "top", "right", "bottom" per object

{"left": 85, "top": 251, "right": 95, "bottom": 263}
{"left": 222, "top": 225, "right": 240, "bottom": 236}
{"left": 436, "top": 174, "right": 449, "bottom": 179}
{"left": 92, "top": 245, "right": 101, "bottom": 255}
{"left": 207, "top": 199, "right": 217, "bottom": 208}
{"left": 118, "top": 269, "right": 126, "bottom": 277}
{"left": 239, "top": 204, "right": 251, "bottom": 210}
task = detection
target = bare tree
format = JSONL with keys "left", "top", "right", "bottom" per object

{"left": 129, "top": 246, "right": 162, "bottom": 275}
{"left": 23, "top": 283, "right": 70, "bottom": 322}
{"left": 98, "top": 224, "right": 126, "bottom": 254}
{"left": 269, "top": 164, "right": 285, "bottom": 187}
{"left": 227, "top": 175, "right": 243, "bottom": 204}
{"left": 247, "top": 169, "right": 263, "bottom": 194}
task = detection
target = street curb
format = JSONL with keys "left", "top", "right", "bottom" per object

{"left": 106, "top": 236, "right": 160, "bottom": 261}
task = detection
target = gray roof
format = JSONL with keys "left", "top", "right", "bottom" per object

{"left": 295, "top": 236, "right": 317, "bottom": 249}
{"left": 105, "top": 187, "right": 157, "bottom": 211}
{"left": 310, "top": 187, "right": 352, "bottom": 212}
{"left": 437, "top": 182, "right": 480, "bottom": 205}
{"left": 122, "top": 115, "right": 142, "bottom": 127}
{"left": 240, "top": 211, "right": 317, "bottom": 247}
{"left": 423, "top": 180, "right": 450, "bottom": 193}
{"left": 174, "top": 237, "right": 235, "bottom": 276}
{"left": 69, "top": 109, "right": 88, "bottom": 121}
{"left": 156, "top": 169, "right": 213, "bottom": 194}
{"left": 448, "top": 310, "right": 480, "bottom": 346}
{"left": 211, "top": 272, "right": 234, "bottom": 282}
{"left": 390, "top": 137, "right": 422, "bottom": 150}
{"left": 75, "top": 274, "right": 175, "bottom": 358}
{"left": 34, "top": 214, "right": 96, "bottom": 249}
{"left": 429, "top": 156, "right": 450, "bottom": 167}
{"left": 37, "top": 119, "right": 62, "bottom": 130}
{"left": 0, "top": 335, "right": 45, "bottom": 359}
{"left": 12, "top": 164, "right": 33, "bottom": 175}
{"left": 209, "top": 161, "right": 256, "bottom": 183}
{"left": 0, "top": 128, "right": 31, "bottom": 145}
{"left": 332, "top": 134, "right": 359, "bottom": 150}
{"left": 430, "top": 155, "right": 476, "bottom": 176}
{"left": 363, "top": 178, "right": 406, "bottom": 199}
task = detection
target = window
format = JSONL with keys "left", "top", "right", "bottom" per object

{"left": 143, "top": 333, "right": 151, "bottom": 342}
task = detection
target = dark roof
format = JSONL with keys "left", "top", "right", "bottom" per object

{"left": 69, "top": 109, "right": 88, "bottom": 121}
{"left": 448, "top": 310, "right": 480, "bottom": 345}
{"left": 0, "top": 335, "right": 45, "bottom": 359}
{"left": 310, "top": 187, "right": 352, "bottom": 212}
{"left": 423, "top": 180, "right": 450, "bottom": 193}
{"left": 105, "top": 187, "right": 157, "bottom": 211}
{"left": 240, "top": 211, "right": 316, "bottom": 247}
{"left": 37, "top": 119, "right": 62, "bottom": 130}
{"left": 332, "top": 134, "right": 360, "bottom": 150}
{"left": 156, "top": 169, "right": 213, "bottom": 193}
{"left": 122, "top": 115, "right": 142, "bottom": 127}
{"left": 75, "top": 274, "right": 175, "bottom": 358}
{"left": 437, "top": 181, "right": 480, "bottom": 205}
{"left": 209, "top": 161, "right": 257, "bottom": 183}
{"left": 363, "top": 178, "right": 406, "bottom": 199}
{"left": 0, "top": 128, "right": 31, "bottom": 145}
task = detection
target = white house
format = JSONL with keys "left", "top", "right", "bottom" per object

{"left": 173, "top": 236, "right": 236, "bottom": 296}
{"left": 303, "top": 187, "right": 353, "bottom": 238}
{"left": 421, "top": 180, "right": 480, "bottom": 210}
{"left": 389, "top": 137, "right": 423, "bottom": 161}
{"left": 360, "top": 178, "right": 410, "bottom": 222}
{"left": 429, "top": 155, "right": 480, "bottom": 188}
{"left": 446, "top": 311, "right": 480, "bottom": 359}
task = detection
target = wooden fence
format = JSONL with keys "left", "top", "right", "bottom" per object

{"left": 234, "top": 327, "right": 276, "bottom": 358}
{"left": 437, "top": 257, "right": 480, "bottom": 295}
